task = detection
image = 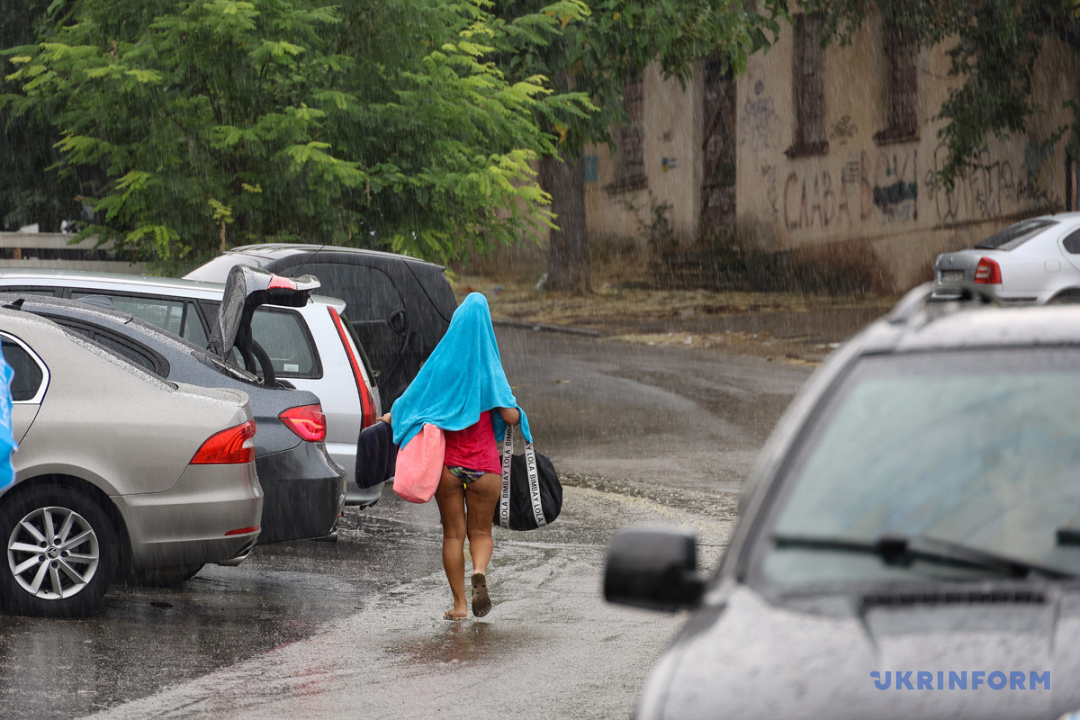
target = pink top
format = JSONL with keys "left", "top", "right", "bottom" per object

{"left": 443, "top": 410, "right": 501, "bottom": 474}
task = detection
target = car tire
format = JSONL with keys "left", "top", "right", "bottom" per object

{"left": 1047, "top": 289, "right": 1080, "bottom": 305}
{"left": 0, "top": 486, "right": 118, "bottom": 617}
{"left": 127, "top": 564, "right": 204, "bottom": 587}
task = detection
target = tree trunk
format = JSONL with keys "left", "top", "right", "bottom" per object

{"left": 540, "top": 151, "right": 590, "bottom": 294}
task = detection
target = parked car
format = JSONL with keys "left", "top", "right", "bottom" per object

{"left": 1, "top": 288, "right": 346, "bottom": 553}
{"left": 0, "top": 307, "right": 262, "bottom": 616}
{"left": 183, "top": 243, "right": 458, "bottom": 407}
{"left": 605, "top": 284, "right": 1080, "bottom": 720}
{"left": 0, "top": 268, "right": 382, "bottom": 506}
{"left": 933, "top": 212, "right": 1080, "bottom": 304}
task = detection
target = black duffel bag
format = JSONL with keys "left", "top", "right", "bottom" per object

{"left": 495, "top": 425, "right": 562, "bottom": 531}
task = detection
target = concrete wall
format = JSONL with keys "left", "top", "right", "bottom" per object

{"left": 572, "top": 10, "right": 1076, "bottom": 293}
{"left": 582, "top": 62, "right": 704, "bottom": 245}
{"left": 736, "top": 9, "right": 1074, "bottom": 291}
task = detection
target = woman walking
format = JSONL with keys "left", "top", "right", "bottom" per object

{"left": 384, "top": 293, "right": 529, "bottom": 619}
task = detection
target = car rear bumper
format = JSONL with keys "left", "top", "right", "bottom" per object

{"left": 255, "top": 442, "right": 347, "bottom": 544}
{"left": 117, "top": 462, "right": 263, "bottom": 571}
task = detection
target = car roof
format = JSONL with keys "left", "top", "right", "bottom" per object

{"left": 221, "top": 243, "right": 447, "bottom": 270}
{"left": 855, "top": 284, "right": 1080, "bottom": 356}
{"left": 0, "top": 268, "right": 345, "bottom": 308}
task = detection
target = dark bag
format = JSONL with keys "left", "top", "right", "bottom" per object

{"left": 495, "top": 425, "right": 562, "bottom": 531}
{"left": 355, "top": 421, "right": 397, "bottom": 490}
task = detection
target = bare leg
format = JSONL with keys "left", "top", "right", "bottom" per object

{"left": 465, "top": 472, "right": 501, "bottom": 617}
{"left": 465, "top": 472, "right": 501, "bottom": 576}
{"left": 434, "top": 467, "right": 467, "bottom": 619}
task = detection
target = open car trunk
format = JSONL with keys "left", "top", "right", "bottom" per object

{"left": 207, "top": 266, "right": 320, "bottom": 387}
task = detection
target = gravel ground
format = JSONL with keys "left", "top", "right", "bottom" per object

{"left": 452, "top": 275, "right": 898, "bottom": 364}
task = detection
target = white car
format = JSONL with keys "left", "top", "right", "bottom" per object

{"left": 0, "top": 269, "right": 383, "bottom": 505}
{"left": 933, "top": 212, "right": 1080, "bottom": 304}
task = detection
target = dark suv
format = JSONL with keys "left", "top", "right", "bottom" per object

{"left": 184, "top": 245, "right": 458, "bottom": 407}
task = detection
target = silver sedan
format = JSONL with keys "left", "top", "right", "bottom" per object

{"left": 933, "top": 211, "right": 1080, "bottom": 304}
{"left": 0, "top": 308, "right": 263, "bottom": 616}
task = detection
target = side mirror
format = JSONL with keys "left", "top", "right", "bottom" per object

{"left": 603, "top": 528, "right": 705, "bottom": 612}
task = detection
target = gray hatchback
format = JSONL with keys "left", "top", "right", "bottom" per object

{"left": 606, "top": 285, "right": 1080, "bottom": 720}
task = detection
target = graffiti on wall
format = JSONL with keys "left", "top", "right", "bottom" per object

{"left": 782, "top": 148, "right": 919, "bottom": 231}
{"left": 924, "top": 141, "right": 1059, "bottom": 225}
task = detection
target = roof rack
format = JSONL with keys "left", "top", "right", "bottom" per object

{"left": 887, "top": 281, "right": 1000, "bottom": 325}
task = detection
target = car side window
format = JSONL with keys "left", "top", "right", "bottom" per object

{"left": 180, "top": 303, "right": 208, "bottom": 348}
{"left": 1063, "top": 229, "right": 1080, "bottom": 254}
{"left": 1, "top": 337, "right": 44, "bottom": 402}
{"left": 302, "top": 263, "right": 404, "bottom": 322}
{"left": 0, "top": 287, "right": 60, "bottom": 297}
{"left": 70, "top": 292, "right": 204, "bottom": 345}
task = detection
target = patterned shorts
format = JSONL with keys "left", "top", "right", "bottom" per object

{"left": 447, "top": 466, "right": 486, "bottom": 486}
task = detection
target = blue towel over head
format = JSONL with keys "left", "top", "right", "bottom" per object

{"left": 391, "top": 292, "right": 531, "bottom": 449}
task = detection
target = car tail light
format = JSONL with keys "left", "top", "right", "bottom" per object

{"left": 191, "top": 419, "right": 257, "bottom": 465}
{"left": 280, "top": 404, "right": 327, "bottom": 442}
{"left": 225, "top": 526, "right": 259, "bottom": 536}
{"left": 328, "top": 307, "right": 377, "bottom": 428}
{"left": 974, "top": 257, "right": 1002, "bottom": 284}
{"left": 268, "top": 275, "right": 297, "bottom": 290}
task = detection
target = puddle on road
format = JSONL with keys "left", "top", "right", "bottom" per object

{"left": 386, "top": 622, "right": 543, "bottom": 667}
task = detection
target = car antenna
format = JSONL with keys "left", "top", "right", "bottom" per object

{"left": 291, "top": 241, "right": 330, "bottom": 277}
{"left": 2, "top": 298, "right": 24, "bottom": 310}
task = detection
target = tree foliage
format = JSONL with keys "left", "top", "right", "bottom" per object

{"left": 494, "top": 0, "right": 787, "bottom": 155}
{"left": 2, "top": 0, "right": 594, "bottom": 266}
{"left": 803, "top": 0, "right": 1080, "bottom": 189}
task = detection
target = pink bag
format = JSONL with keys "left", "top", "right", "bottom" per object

{"left": 393, "top": 424, "right": 445, "bottom": 503}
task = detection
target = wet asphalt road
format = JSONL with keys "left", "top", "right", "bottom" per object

{"left": 0, "top": 327, "right": 816, "bottom": 720}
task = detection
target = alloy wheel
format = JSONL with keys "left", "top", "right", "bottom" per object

{"left": 7, "top": 506, "right": 100, "bottom": 600}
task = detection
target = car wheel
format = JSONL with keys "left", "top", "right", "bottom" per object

{"left": 1047, "top": 289, "right": 1080, "bottom": 305}
{"left": 0, "top": 486, "right": 118, "bottom": 617}
{"left": 127, "top": 564, "right": 204, "bottom": 587}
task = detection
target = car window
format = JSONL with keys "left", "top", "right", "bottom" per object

{"left": 755, "top": 348, "right": 1080, "bottom": 589}
{"left": 301, "top": 263, "right": 404, "bottom": 321}
{"left": 973, "top": 218, "right": 1057, "bottom": 250}
{"left": 1, "top": 337, "right": 44, "bottom": 402}
{"left": 1063, "top": 229, "right": 1080, "bottom": 254}
{"left": 180, "top": 303, "right": 208, "bottom": 348}
{"left": 201, "top": 302, "right": 320, "bottom": 378}
{"left": 40, "top": 316, "right": 166, "bottom": 376}
{"left": 250, "top": 308, "right": 319, "bottom": 376}
{"left": 70, "top": 292, "right": 206, "bottom": 349}
{"left": 0, "top": 287, "right": 60, "bottom": 297}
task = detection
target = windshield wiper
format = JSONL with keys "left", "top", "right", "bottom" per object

{"left": 772, "top": 533, "right": 1077, "bottom": 580}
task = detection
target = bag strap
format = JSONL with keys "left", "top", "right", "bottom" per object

{"left": 499, "top": 425, "right": 513, "bottom": 528}
{"left": 499, "top": 424, "right": 548, "bottom": 529}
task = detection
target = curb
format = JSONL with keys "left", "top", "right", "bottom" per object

{"left": 492, "top": 318, "right": 602, "bottom": 337}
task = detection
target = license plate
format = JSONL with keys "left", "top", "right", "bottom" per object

{"left": 939, "top": 269, "right": 964, "bottom": 282}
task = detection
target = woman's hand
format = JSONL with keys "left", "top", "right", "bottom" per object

{"left": 498, "top": 407, "right": 520, "bottom": 426}
{"left": 378, "top": 412, "right": 392, "bottom": 427}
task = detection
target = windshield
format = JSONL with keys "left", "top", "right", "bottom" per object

{"left": 755, "top": 348, "right": 1080, "bottom": 589}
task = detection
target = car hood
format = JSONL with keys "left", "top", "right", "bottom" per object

{"left": 646, "top": 583, "right": 1080, "bottom": 720}
{"left": 206, "top": 265, "right": 320, "bottom": 362}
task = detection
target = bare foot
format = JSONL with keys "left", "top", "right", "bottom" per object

{"left": 444, "top": 608, "right": 467, "bottom": 621}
